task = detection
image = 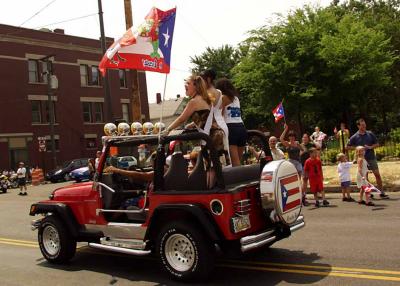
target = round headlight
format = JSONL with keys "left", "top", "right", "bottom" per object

{"left": 118, "top": 122, "right": 130, "bottom": 136}
{"left": 153, "top": 122, "right": 166, "bottom": 134}
{"left": 131, "top": 122, "right": 143, "bottom": 135}
{"left": 104, "top": 123, "right": 117, "bottom": 136}
{"left": 143, "top": 122, "right": 154, "bottom": 135}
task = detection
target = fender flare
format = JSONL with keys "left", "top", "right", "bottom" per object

{"left": 146, "top": 204, "right": 221, "bottom": 241}
{"left": 29, "top": 203, "right": 80, "bottom": 238}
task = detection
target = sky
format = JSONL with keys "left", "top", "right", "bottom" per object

{"left": 0, "top": 0, "right": 331, "bottom": 103}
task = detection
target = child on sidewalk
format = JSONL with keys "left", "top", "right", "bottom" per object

{"left": 337, "top": 153, "right": 355, "bottom": 202}
{"left": 303, "top": 148, "right": 329, "bottom": 207}
{"left": 355, "top": 146, "right": 374, "bottom": 206}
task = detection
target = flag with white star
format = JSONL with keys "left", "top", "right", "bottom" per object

{"left": 279, "top": 174, "right": 301, "bottom": 213}
{"left": 99, "top": 7, "right": 176, "bottom": 75}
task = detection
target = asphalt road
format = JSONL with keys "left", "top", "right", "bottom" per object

{"left": 0, "top": 182, "right": 399, "bottom": 286}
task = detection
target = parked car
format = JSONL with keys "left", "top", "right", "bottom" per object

{"left": 45, "top": 158, "right": 89, "bottom": 183}
{"left": 30, "top": 130, "right": 304, "bottom": 282}
{"left": 117, "top": 156, "right": 138, "bottom": 169}
{"left": 69, "top": 167, "right": 91, "bottom": 182}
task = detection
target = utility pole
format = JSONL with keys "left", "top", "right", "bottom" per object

{"left": 124, "top": 0, "right": 142, "bottom": 122}
{"left": 97, "top": 0, "right": 113, "bottom": 122}
{"left": 40, "top": 55, "right": 57, "bottom": 169}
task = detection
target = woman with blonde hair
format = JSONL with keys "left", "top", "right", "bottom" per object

{"left": 166, "top": 75, "right": 228, "bottom": 163}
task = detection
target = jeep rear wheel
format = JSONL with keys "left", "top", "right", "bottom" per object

{"left": 157, "top": 221, "right": 215, "bottom": 281}
{"left": 38, "top": 216, "right": 76, "bottom": 264}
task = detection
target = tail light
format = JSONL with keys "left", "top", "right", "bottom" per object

{"left": 234, "top": 199, "right": 251, "bottom": 216}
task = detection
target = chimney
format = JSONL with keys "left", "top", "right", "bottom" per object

{"left": 156, "top": 93, "right": 162, "bottom": 104}
{"left": 54, "top": 28, "right": 64, "bottom": 34}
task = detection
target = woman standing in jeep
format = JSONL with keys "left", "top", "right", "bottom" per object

{"left": 166, "top": 75, "right": 230, "bottom": 165}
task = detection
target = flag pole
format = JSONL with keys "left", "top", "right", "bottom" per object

{"left": 281, "top": 97, "right": 287, "bottom": 125}
{"left": 158, "top": 73, "right": 168, "bottom": 141}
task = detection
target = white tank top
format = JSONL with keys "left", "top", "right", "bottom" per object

{"left": 224, "top": 97, "right": 243, "bottom": 124}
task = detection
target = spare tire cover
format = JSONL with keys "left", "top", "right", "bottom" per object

{"left": 260, "top": 160, "right": 302, "bottom": 225}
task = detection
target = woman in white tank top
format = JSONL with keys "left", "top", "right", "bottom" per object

{"left": 216, "top": 78, "right": 247, "bottom": 166}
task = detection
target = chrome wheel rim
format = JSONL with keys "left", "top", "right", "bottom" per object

{"left": 165, "top": 234, "right": 195, "bottom": 272}
{"left": 42, "top": 225, "right": 60, "bottom": 256}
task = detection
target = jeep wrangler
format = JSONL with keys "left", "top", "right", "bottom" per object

{"left": 30, "top": 130, "right": 305, "bottom": 281}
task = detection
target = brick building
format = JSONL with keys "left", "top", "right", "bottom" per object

{"left": 0, "top": 24, "right": 149, "bottom": 172}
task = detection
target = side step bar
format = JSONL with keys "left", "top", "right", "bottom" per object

{"left": 89, "top": 243, "right": 151, "bottom": 256}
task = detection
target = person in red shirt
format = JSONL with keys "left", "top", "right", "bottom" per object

{"left": 303, "top": 148, "right": 329, "bottom": 207}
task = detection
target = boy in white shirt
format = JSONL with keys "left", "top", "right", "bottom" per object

{"left": 337, "top": 153, "right": 354, "bottom": 202}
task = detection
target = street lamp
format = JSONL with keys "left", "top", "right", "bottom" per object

{"left": 40, "top": 55, "right": 58, "bottom": 169}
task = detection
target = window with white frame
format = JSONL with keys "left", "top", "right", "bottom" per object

{"left": 119, "top": 69, "right": 127, "bottom": 88}
{"left": 122, "top": 103, "right": 130, "bottom": 122}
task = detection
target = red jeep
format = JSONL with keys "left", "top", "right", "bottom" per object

{"left": 30, "top": 130, "right": 305, "bottom": 281}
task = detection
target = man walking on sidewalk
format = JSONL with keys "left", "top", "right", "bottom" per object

{"left": 17, "top": 162, "right": 28, "bottom": 196}
{"left": 347, "top": 118, "right": 388, "bottom": 199}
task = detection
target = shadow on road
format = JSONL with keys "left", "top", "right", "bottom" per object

{"left": 37, "top": 246, "right": 330, "bottom": 285}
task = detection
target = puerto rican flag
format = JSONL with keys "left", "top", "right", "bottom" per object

{"left": 99, "top": 7, "right": 176, "bottom": 75}
{"left": 279, "top": 174, "right": 301, "bottom": 213}
{"left": 362, "top": 181, "right": 382, "bottom": 194}
{"left": 272, "top": 102, "right": 285, "bottom": 123}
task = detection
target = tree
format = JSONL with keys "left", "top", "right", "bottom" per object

{"left": 190, "top": 45, "right": 242, "bottom": 79}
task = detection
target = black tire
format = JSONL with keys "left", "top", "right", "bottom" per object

{"left": 38, "top": 216, "right": 76, "bottom": 264}
{"left": 157, "top": 221, "right": 215, "bottom": 281}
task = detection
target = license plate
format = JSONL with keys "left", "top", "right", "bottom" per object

{"left": 232, "top": 214, "right": 251, "bottom": 233}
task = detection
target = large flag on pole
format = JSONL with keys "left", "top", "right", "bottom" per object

{"left": 99, "top": 7, "right": 176, "bottom": 75}
{"left": 272, "top": 102, "right": 285, "bottom": 123}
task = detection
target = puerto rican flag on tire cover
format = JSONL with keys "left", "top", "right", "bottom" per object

{"left": 279, "top": 174, "right": 301, "bottom": 213}
{"left": 99, "top": 7, "right": 176, "bottom": 75}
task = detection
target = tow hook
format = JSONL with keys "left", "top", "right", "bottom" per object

{"left": 31, "top": 218, "right": 42, "bottom": 231}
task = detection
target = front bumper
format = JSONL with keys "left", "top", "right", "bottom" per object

{"left": 240, "top": 215, "right": 305, "bottom": 252}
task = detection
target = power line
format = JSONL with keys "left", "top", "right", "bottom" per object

{"left": 19, "top": 0, "right": 57, "bottom": 27}
{"left": 33, "top": 13, "right": 99, "bottom": 30}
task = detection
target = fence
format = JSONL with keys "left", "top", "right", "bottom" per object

{"left": 320, "top": 134, "right": 400, "bottom": 164}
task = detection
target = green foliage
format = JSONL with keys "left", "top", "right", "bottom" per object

{"left": 322, "top": 149, "right": 340, "bottom": 164}
{"left": 189, "top": 1, "right": 400, "bottom": 133}
{"left": 190, "top": 45, "right": 241, "bottom": 79}
{"left": 389, "top": 127, "right": 400, "bottom": 142}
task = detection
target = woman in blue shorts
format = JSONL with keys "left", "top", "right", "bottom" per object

{"left": 216, "top": 78, "right": 247, "bottom": 167}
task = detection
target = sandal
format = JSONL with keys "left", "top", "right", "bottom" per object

{"left": 358, "top": 200, "right": 366, "bottom": 205}
{"left": 366, "top": 201, "right": 375, "bottom": 206}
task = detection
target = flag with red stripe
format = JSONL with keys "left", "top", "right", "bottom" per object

{"left": 279, "top": 174, "right": 300, "bottom": 213}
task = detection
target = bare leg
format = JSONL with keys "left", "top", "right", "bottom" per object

{"left": 371, "top": 169, "right": 383, "bottom": 191}
{"left": 346, "top": 187, "right": 351, "bottom": 199}
{"left": 321, "top": 190, "right": 326, "bottom": 201}
{"left": 341, "top": 187, "right": 346, "bottom": 199}
{"left": 237, "top": 146, "right": 245, "bottom": 164}
{"left": 359, "top": 189, "right": 364, "bottom": 202}
{"left": 229, "top": 145, "right": 241, "bottom": 167}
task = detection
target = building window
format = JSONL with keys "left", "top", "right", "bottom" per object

{"left": 80, "top": 65, "right": 88, "bottom": 86}
{"left": 93, "top": 102, "right": 103, "bottom": 123}
{"left": 119, "top": 69, "right": 127, "bottom": 88}
{"left": 90, "top": 66, "right": 100, "bottom": 86}
{"left": 82, "top": 102, "right": 104, "bottom": 123}
{"left": 82, "top": 102, "right": 92, "bottom": 123}
{"left": 85, "top": 138, "right": 97, "bottom": 149}
{"left": 31, "top": 101, "right": 42, "bottom": 123}
{"left": 28, "top": 60, "right": 38, "bottom": 82}
{"left": 46, "top": 139, "right": 59, "bottom": 152}
{"left": 122, "top": 103, "right": 130, "bottom": 122}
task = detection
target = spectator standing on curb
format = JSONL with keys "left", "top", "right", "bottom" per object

{"left": 334, "top": 122, "right": 350, "bottom": 156}
{"left": 304, "top": 148, "right": 329, "bottom": 207}
{"left": 347, "top": 118, "right": 389, "bottom": 199}
{"left": 300, "top": 133, "right": 317, "bottom": 198}
{"left": 355, "top": 146, "right": 374, "bottom": 206}
{"left": 280, "top": 123, "right": 308, "bottom": 205}
{"left": 310, "top": 126, "right": 326, "bottom": 149}
{"left": 17, "top": 162, "right": 27, "bottom": 196}
{"left": 337, "top": 153, "right": 355, "bottom": 202}
{"left": 248, "top": 136, "right": 285, "bottom": 161}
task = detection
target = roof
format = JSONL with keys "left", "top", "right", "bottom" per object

{"left": 149, "top": 97, "right": 187, "bottom": 120}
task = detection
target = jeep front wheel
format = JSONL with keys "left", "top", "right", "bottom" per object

{"left": 38, "top": 216, "right": 76, "bottom": 264}
{"left": 157, "top": 221, "right": 215, "bottom": 281}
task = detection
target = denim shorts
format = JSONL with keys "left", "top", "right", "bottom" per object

{"left": 340, "top": 181, "right": 351, "bottom": 187}
{"left": 289, "top": 159, "right": 303, "bottom": 175}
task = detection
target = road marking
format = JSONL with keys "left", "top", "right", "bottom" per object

{"left": 222, "top": 259, "right": 400, "bottom": 275}
{"left": 0, "top": 238, "right": 37, "bottom": 245}
{"left": 1, "top": 237, "right": 399, "bottom": 282}
{"left": 218, "top": 264, "right": 400, "bottom": 282}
